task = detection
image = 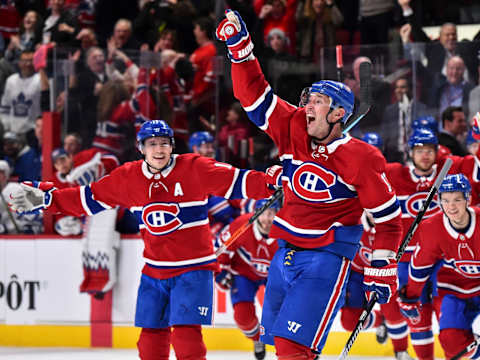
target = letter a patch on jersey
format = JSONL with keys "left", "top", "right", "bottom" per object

{"left": 174, "top": 182, "right": 184, "bottom": 196}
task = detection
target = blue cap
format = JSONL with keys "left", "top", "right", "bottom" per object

{"left": 51, "top": 147, "right": 68, "bottom": 161}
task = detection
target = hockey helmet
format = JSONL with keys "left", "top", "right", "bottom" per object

{"left": 438, "top": 174, "right": 471, "bottom": 200}
{"left": 254, "top": 198, "right": 281, "bottom": 212}
{"left": 361, "top": 132, "right": 383, "bottom": 149}
{"left": 299, "top": 80, "right": 354, "bottom": 124}
{"left": 408, "top": 128, "right": 438, "bottom": 149}
{"left": 136, "top": 120, "right": 174, "bottom": 150}
{"left": 412, "top": 116, "right": 438, "bottom": 133}
{"left": 189, "top": 131, "right": 214, "bottom": 151}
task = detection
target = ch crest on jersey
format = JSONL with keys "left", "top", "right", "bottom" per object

{"left": 142, "top": 202, "right": 183, "bottom": 235}
{"left": 291, "top": 162, "right": 336, "bottom": 202}
{"left": 252, "top": 259, "right": 270, "bottom": 276}
{"left": 358, "top": 245, "right": 372, "bottom": 266}
{"left": 454, "top": 260, "right": 480, "bottom": 278}
{"left": 402, "top": 192, "right": 439, "bottom": 218}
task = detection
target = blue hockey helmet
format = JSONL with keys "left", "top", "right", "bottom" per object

{"left": 412, "top": 116, "right": 438, "bottom": 133}
{"left": 361, "top": 132, "right": 383, "bottom": 149}
{"left": 136, "top": 120, "right": 174, "bottom": 150}
{"left": 254, "top": 198, "right": 281, "bottom": 212}
{"left": 408, "top": 128, "right": 438, "bottom": 149}
{"left": 189, "top": 131, "right": 214, "bottom": 151}
{"left": 299, "top": 80, "right": 354, "bottom": 123}
{"left": 438, "top": 174, "right": 471, "bottom": 200}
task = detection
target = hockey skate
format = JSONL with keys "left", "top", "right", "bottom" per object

{"left": 375, "top": 319, "right": 388, "bottom": 344}
{"left": 395, "top": 351, "right": 414, "bottom": 360}
{"left": 254, "top": 340, "right": 266, "bottom": 360}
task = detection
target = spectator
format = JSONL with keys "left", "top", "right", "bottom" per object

{"left": 218, "top": 102, "right": 251, "bottom": 166}
{"left": 5, "top": 10, "right": 43, "bottom": 63}
{"left": 134, "top": 0, "right": 196, "bottom": 52}
{"left": 0, "top": 1, "right": 21, "bottom": 41}
{"left": 42, "top": 0, "right": 79, "bottom": 47}
{"left": 63, "top": 132, "right": 83, "bottom": 155}
{"left": 382, "top": 77, "right": 432, "bottom": 163}
{"left": 428, "top": 56, "right": 474, "bottom": 118}
{"left": 467, "top": 77, "right": 480, "bottom": 122}
{"left": 188, "top": 17, "right": 216, "bottom": 132}
{"left": 69, "top": 46, "right": 109, "bottom": 145}
{"left": 94, "top": 0, "right": 139, "bottom": 47}
{"left": 254, "top": 0, "right": 298, "bottom": 54}
{"left": 296, "top": 0, "right": 343, "bottom": 63}
{"left": 399, "top": 0, "right": 478, "bottom": 84}
{"left": 359, "top": 0, "right": 395, "bottom": 46}
{"left": 3, "top": 131, "right": 41, "bottom": 181}
{"left": 0, "top": 50, "right": 41, "bottom": 138}
{"left": 153, "top": 29, "right": 178, "bottom": 52}
{"left": 110, "top": 19, "right": 140, "bottom": 52}
{"left": 438, "top": 106, "right": 468, "bottom": 156}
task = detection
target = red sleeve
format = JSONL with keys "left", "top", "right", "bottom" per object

{"left": 192, "top": 156, "right": 272, "bottom": 200}
{"left": 231, "top": 59, "right": 298, "bottom": 152}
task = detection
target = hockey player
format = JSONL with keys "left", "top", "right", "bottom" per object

{"left": 9, "top": 120, "right": 279, "bottom": 360}
{"left": 217, "top": 10, "right": 403, "bottom": 359}
{"left": 216, "top": 198, "right": 280, "bottom": 360}
{"left": 398, "top": 174, "right": 480, "bottom": 359}
{"left": 341, "top": 134, "right": 412, "bottom": 360}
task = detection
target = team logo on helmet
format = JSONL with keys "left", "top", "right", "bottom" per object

{"left": 404, "top": 192, "right": 439, "bottom": 218}
{"left": 142, "top": 203, "right": 182, "bottom": 235}
{"left": 455, "top": 260, "right": 480, "bottom": 278}
{"left": 291, "top": 163, "right": 336, "bottom": 202}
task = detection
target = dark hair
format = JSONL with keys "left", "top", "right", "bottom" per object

{"left": 442, "top": 106, "right": 463, "bottom": 125}
{"left": 194, "top": 17, "right": 214, "bottom": 40}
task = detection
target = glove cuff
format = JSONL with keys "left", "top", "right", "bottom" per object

{"left": 398, "top": 286, "right": 419, "bottom": 303}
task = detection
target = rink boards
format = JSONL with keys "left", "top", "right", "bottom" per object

{"left": 0, "top": 236, "right": 445, "bottom": 356}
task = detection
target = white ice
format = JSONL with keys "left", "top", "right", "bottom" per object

{"left": 0, "top": 347, "right": 404, "bottom": 359}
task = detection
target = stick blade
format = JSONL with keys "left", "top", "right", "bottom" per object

{"left": 359, "top": 61, "right": 372, "bottom": 108}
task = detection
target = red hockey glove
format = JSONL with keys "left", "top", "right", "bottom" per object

{"left": 9, "top": 181, "right": 55, "bottom": 214}
{"left": 363, "top": 259, "right": 398, "bottom": 304}
{"left": 216, "top": 9, "right": 254, "bottom": 63}
{"left": 265, "top": 165, "right": 283, "bottom": 189}
{"left": 215, "top": 270, "right": 233, "bottom": 292}
{"left": 472, "top": 112, "right": 480, "bottom": 140}
{"left": 397, "top": 286, "right": 421, "bottom": 322}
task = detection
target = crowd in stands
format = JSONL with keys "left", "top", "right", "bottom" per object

{"left": 0, "top": 0, "right": 480, "bottom": 235}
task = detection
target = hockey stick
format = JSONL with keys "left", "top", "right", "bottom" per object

{"left": 451, "top": 338, "right": 480, "bottom": 360}
{"left": 343, "top": 61, "right": 372, "bottom": 134}
{"left": 215, "top": 188, "right": 283, "bottom": 256}
{"left": 337, "top": 158, "right": 453, "bottom": 360}
{"left": 336, "top": 45, "right": 344, "bottom": 83}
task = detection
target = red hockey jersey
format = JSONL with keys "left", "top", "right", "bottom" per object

{"left": 231, "top": 59, "right": 402, "bottom": 257}
{"left": 217, "top": 213, "right": 279, "bottom": 281}
{"left": 408, "top": 207, "right": 480, "bottom": 299}
{"left": 47, "top": 154, "right": 272, "bottom": 279}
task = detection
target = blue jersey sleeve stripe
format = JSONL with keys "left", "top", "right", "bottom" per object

{"left": 245, "top": 89, "right": 276, "bottom": 131}
{"left": 80, "top": 186, "right": 111, "bottom": 216}
{"left": 230, "top": 169, "right": 249, "bottom": 199}
{"left": 243, "top": 85, "right": 272, "bottom": 112}
{"left": 409, "top": 264, "right": 434, "bottom": 282}
{"left": 371, "top": 199, "right": 401, "bottom": 223}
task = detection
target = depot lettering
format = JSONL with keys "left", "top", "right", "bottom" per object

{"left": 0, "top": 274, "right": 40, "bottom": 310}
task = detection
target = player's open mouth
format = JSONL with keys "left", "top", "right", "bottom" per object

{"left": 306, "top": 115, "right": 315, "bottom": 124}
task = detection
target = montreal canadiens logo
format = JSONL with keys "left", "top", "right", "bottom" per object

{"left": 142, "top": 203, "right": 182, "bottom": 235}
{"left": 405, "top": 192, "right": 439, "bottom": 218}
{"left": 455, "top": 260, "right": 480, "bottom": 278}
{"left": 225, "top": 24, "right": 235, "bottom": 35}
{"left": 291, "top": 163, "right": 336, "bottom": 202}
{"left": 358, "top": 245, "right": 372, "bottom": 266}
{"left": 252, "top": 259, "right": 270, "bottom": 276}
